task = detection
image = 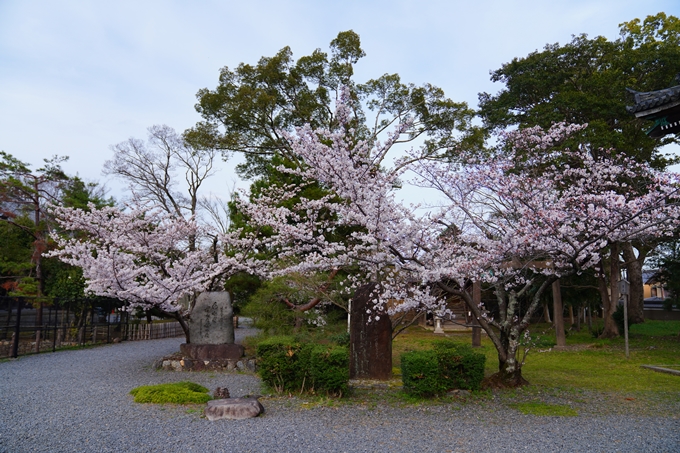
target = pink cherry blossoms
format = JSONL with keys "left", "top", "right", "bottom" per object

{"left": 48, "top": 202, "right": 263, "bottom": 314}
{"left": 237, "top": 88, "right": 443, "bottom": 318}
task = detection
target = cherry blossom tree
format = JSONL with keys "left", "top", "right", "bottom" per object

{"left": 47, "top": 202, "right": 263, "bottom": 343}
{"left": 242, "top": 91, "right": 680, "bottom": 386}
{"left": 413, "top": 123, "right": 680, "bottom": 386}
{"left": 236, "top": 89, "right": 444, "bottom": 329}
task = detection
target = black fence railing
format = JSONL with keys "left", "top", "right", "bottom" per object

{"left": 0, "top": 296, "right": 184, "bottom": 359}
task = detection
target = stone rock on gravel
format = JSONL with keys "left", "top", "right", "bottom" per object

{"left": 204, "top": 397, "right": 264, "bottom": 421}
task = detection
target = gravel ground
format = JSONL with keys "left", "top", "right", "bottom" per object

{"left": 1, "top": 330, "right": 679, "bottom": 453}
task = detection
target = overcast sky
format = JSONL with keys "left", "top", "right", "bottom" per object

{"left": 1, "top": 0, "right": 679, "bottom": 203}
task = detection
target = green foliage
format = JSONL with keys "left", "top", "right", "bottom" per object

{"left": 433, "top": 341, "right": 486, "bottom": 391}
{"left": 129, "top": 381, "right": 211, "bottom": 404}
{"left": 479, "top": 13, "right": 680, "bottom": 169}
{"left": 223, "top": 271, "right": 262, "bottom": 316}
{"left": 256, "top": 336, "right": 303, "bottom": 393}
{"left": 243, "top": 273, "right": 348, "bottom": 335}
{"left": 60, "top": 176, "right": 114, "bottom": 210}
{"left": 509, "top": 402, "right": 578, "bottom": 417}
{"left": 308, "top": 344, "right": 350, "bottom": 396}
{"left": 328, "top": 331, "right": 350, "bottom": 347}
{"left": 243, "top": 284, "right": 301, "bottom": 335}
{"left": 401, "top": 340, "right": 486, "bottom": 397}
{"left": 185, "top": 31, "right": 480, "bottom": 179}
{"left": 0, "top": 217, "right": 33, "bottom": 295}
{"left": 394, "top": 323, "right": 680, "bottom": 396}
{"left": 43, "top": 260, "right": 86, "bottom": 299}
{"left": 401, "top": 350, "right": 444, "bottom": 397}
{"left": 256, "top": 336, "right": 349, "bottom": 396}
{"left": 0, "top": 151, "right": 111, "bottom": 297}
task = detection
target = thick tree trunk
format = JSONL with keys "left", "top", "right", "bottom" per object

{"left": 485, "top": 355, "right": 529, "bottom": 388}
{"left": 553, "top": 280, "right": 566, "bottom": 348}
{"left": 599, "top": 245, "right": 620, "bottom": 338}
{"left": 622, "top": 243, "right": 645, "bottom": 324}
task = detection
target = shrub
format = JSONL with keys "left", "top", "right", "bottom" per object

{"left": 612, "top": 305, "right": 640, "bottom": 336}
{"left": 401, "top": 340, "right": 486, "bottom": 397}
{"left": 309, "top": 344, "right": 350, "bottom": 396}
{"left": 129, "top": 381, "right": 211, "bottom": 404}
{"left": 401, "top": 350, "right": 445, "bottom": 397}
{"left": 256, "top": 336, "right": 349, "bottom": 396}
{"left": 590, "top": 324, "right": 604, "bottom": 338}
{"left": 432, "top": 341, "right": 485, "bottom": 391}
{"left": 256, "top": 336, "right": 305, "bottom": 394}
{"left": 328, "top": 331, "right": 350, "bottom": 346}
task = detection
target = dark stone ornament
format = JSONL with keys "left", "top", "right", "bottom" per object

{"left": 213, "top": 387, "right": 230, "bottom": 399}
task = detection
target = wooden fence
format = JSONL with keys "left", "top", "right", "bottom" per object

{"left": 123, "top": 322, "right": 184, "bottom": 341}
{"left": 0, "top": 297, "right": 186, "bottom": 358}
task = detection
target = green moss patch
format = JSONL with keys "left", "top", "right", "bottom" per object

{"left": 510, "top": 402, "right": 578, "bottom": 417}
{"left": 129, "top": 381, "right": 211, "bottom": 404}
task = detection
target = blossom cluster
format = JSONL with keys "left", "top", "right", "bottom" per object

{"left": 48, "top": 202, "right": 264, "bottom": 313}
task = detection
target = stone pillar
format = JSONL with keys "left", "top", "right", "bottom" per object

{"left": 434, "top": 317, "right": 445, "bottom": 334}
{"left": 349, "top": 283, "right": 392, "bottom": 380}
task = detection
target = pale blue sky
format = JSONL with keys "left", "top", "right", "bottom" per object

{"left": 1, "top": 0, "right": 679, "bottom": 202}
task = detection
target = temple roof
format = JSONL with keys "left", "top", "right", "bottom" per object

{"left": 627, "top": 85, "right": 680, "bottom": 114}
{"left": 626, "top": 75, "right": 680, "bottom": 137}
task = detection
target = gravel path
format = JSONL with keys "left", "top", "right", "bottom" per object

{"left": 1, "top": 331, "right": 678, "bottom": 453}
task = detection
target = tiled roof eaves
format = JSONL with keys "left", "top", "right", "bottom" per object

{"left": 627, "top": 85, "right": 680, "bottom": 113}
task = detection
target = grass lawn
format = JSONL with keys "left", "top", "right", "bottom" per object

{"left": 259, "top": 320, "right": 680, "bottom": 416}
{"left": 389, "top": 320, "right": 680, "bottom": 413}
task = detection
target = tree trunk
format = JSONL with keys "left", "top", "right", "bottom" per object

{"left": 543, "top": 303, "right": 552, "bottom": 323}
{"left": 553, "top": 280, "right": 566, "bottom": 348}
{"left": 485, "top": 354, "right": 529, "bottom": 388}
{"left": 599, "top": 245, "right": 620, "bottom": 338}
{"left": 171, "top": 312, "right": 190, "bottom": 344}
{"left": 622, "top": 242, "right": 645, "bottom": 324}
{"left": 471, "top": 281, "right": 482, "bottom": 347}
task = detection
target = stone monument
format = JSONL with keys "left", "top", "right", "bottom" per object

{"left": 349, "top": 283, "right": 392, "bottom": 380}
{"left": 179, "top": 291, "right": 244, "bottom": 361}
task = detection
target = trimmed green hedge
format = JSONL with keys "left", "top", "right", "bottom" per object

{"left": 256, "top": 336, "right": 349, "bottom": 396}
{"left": 401, "top": 340, "right": 485, "bottom": 397}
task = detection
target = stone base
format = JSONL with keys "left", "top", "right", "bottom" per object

{"left": 155, "top": 354, "right": 257, "bottom": 372}
{"left": 205, "top": 397, "right": 264, "bottom": 421}
{"left": 180, "top": 343, "right": 244, "bottom": 361}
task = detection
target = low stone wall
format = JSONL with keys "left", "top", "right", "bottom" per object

{"left": 644, "top": 309, "right": 680, "bottom": 321}
{"left": 154, "top": 353, "right": 257, "bottom": 372}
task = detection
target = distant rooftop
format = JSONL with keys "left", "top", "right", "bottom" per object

{"left": 627, "top": 75, "right": 680, "bottom": 137}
